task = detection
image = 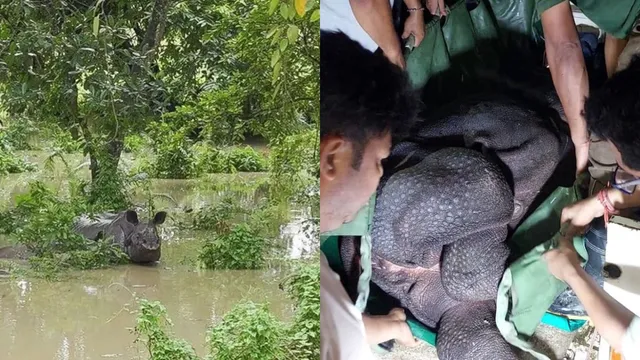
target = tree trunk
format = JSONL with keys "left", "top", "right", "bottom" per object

{"left": 132, "top": 0, "right": 169, "bottom": 75}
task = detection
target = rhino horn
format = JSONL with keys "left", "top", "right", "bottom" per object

{"left": 153, "top": 211, "right": 167, "bottom": 225}
{"left": 125, "top": 210, "right": 139, "bottom": 225}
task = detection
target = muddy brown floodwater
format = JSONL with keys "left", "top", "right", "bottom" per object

{"left": 0, "top": 150, "right": 317, "bottom": 360}
{"left": 0, "top": 265, "right": 292, "bottom": 360}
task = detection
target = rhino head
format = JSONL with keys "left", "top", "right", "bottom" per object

{"left": 121, "top": 210, "right": 167, "bottom": 263}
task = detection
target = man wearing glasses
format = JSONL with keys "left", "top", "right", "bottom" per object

{"left": 543, "top": 56, "right": 640, "bottom": 358}
{"left": 559, "top": 55, "right": 640, "bottom": 233}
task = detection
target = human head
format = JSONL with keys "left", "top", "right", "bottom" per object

{"left": 584, "top": 55, "right": 640, "bottom": 178}
{"left": 320, "top": 32, "right": 417, "bottom": 233}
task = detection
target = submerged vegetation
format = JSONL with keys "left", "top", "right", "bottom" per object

{"left": 134, "top": 260, "right": 320, "bottom": 360}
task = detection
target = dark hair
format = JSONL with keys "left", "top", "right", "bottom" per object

{"left": 584, "top": 55, "right": 640, "bottom": 170}
{"left": 320, "top": 31, "right": 417, "bottom": 169}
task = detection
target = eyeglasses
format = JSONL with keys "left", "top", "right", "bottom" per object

{"left": 611, "top": 166, "right": 640, "bottom": 195}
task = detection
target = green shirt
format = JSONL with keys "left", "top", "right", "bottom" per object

{"left": 536, "top": 0, "right": 640, "bottom": 38}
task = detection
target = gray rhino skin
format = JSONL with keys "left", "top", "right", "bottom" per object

{"left": 73, "top": 210, "right": 167, "bottom": 263}
{"left": 340, "top": 90, "right": 571, "bottom": 359}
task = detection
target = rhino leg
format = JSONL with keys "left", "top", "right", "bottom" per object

{"left": 440, "top": 227, "right": 509, "bottom": 302}
{"left": 437, "top": 300, "right": 517, "bottom": 360}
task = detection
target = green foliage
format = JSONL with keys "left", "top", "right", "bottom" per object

{"left": 225, "top": 146, "right": 268, "bottom": 172}
{"left": 269, "top": 129, "right": 318, "bottom": 210}
{"left": 40, "top": 125, "right": 84, "bottom": 153}
{"left": 283, "top": 261, "right": 320, "bottom": 359}
{"left": 134, "top": 299, "right": 200, "bottom": 360}
{"left": 0, "top": 148, "right": 36, "bottom": 175}
{"left": 0, "top": 116, "right": 37, "bottom": 150}
{"left": 194, "top": 145, "right": 268, "bottom": 174}
{"left": 1, "top": 0, "right": 319, "bottom": 189}
{"left": 191, "top": 195, "right": 245, "bottom": 233}
{"left": 0, "top": 181, "right": 129, "bottom": 276}
{"left": 198, "top": 223, "right": 265, "bottom": 270}
{"left": 161, "top": 87, "right": 246, "bottom": 146}
{"left": 0, "top": 127, "right": 37, "bottom": 174}
{"left": 148, "top": 122, "right": 197, "bottom": 179}
{"left": 131, "top": 263, "right": 320, "bottom": 360}
{"left": 83, "top": 155, "right": 134, "bottom": 211}
{"left": 206, "top": 301, "right": 287, "bottom": 360}
{"left": 124, "top": 134, "right": 148, "bottom": 153}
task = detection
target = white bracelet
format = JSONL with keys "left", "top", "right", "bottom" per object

{"left": 407, "top": 7, "right": 425, "bottom": 12}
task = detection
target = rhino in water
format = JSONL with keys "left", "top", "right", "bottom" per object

{"left": 73, "top": 210, "right": 167, "bottom": 264}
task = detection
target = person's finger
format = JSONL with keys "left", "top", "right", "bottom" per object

{"left": 414, "top": 31, "right": 424, "bottom": 47}
{"left": 439, "top": 0, "right": 447, "bottom": 15}
{"left": 402, "top": 26, "right": 411, "bottom": 40}
{"left": 560, "top": 207, "right": 570, "bottom": 224}
{"left": 399, "top": 56, "right": 406, "bottom": 70}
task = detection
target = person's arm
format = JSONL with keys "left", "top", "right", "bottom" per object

{"left": 604, "top": 33, "right": 629, "bottom": 78}
{"left": 350, "top": 0, "right": 405, "bottom": 69}
{"left": 401, "top": 0, "right": 426, "bottom": 47}
{"left": 540, "top": 1, "right": 590, "bottom": 174}
{"left": 561, "top": 187, "right": 640, "bottom": 236}
{"left": 544, "top": 240, "right": 635, "bottom": 351}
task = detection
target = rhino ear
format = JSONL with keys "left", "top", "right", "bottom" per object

{"left": 153, "top": 211, "right": 167, "bottom": 225}
{"left": 125, "top": 210, "right": 139, "bottom": 225}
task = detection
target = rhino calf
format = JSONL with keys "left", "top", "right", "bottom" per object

{"left": 73, "top": 210, "right": 167, "bottom": 264}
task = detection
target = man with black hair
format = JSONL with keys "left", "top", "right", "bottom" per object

{"left": 537, "top": 1, "right": 640, "bottom": 176}
{"left": 557, "top": 55, "right": 640, "bottom": 236}
{"left": 544, "top": 56, "right": 640, "bottom": 358}
{"left": 320, "top": 31, "right": 419, "bottom": 359}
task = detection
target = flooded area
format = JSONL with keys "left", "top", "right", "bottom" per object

{"left": 0, "top": 150, "right": 316, "bottom": 360}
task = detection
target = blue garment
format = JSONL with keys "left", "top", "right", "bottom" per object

{"left": 548, "top": 218, "right": 607, "bottom": 316}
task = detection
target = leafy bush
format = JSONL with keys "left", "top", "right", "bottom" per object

{"left": 283, "top": 261, "right": 320, "bottom": 359}
{"left": 226, "top": 146, "right": 268, "bottom": 172}
{"left": 134, "top": 299, "right": 200, "bottom": 360}
{"left": 51, "top": 128, "right": 83, "bottom": 153}
{"left": 0, "top": 149, "right": 36, "bottom": 175}
{"left": 195, "top": 145, "right": 268, "bottom": 174}
{"left": 191, "top": 196, "right": 245, "bottom": 233}
{"left": 124, "top": 134, "right": 148, "bottom": 153}
{"left": 269, "top": 129, "right": 318, "bottom": 209}
{"left": 0, "top": 181, "right": 129, "bottom": 276}
{"left": 206, "top": 301, "right": 287, "bottom": 360}
{"left": 78, "top": 153, "right": 134, "bottom": 212}
{"left": 198, "top": 223, "right": 265, "bottom": 270}
{"left": 0, "top": 116, "right": 37, "bottom": 150}
{"left": 148, "top": 122, "right": 197, "bottom": 179}
{"left": 0, "top": 129, "right": 37, "bottom": 174}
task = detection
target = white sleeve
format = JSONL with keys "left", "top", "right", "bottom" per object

{"left": 623, "top": 316, "right": 640, "bottom": 359}
{"left": 321, "top": 253, "right": 374, "bottom": 360}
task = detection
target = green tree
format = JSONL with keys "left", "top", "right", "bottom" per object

{"left": 0, "top": 0, "right": 170, "bottom": 184}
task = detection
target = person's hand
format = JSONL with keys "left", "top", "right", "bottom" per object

{"left": 387, "top": 308, "right": 420, "bottom": 347}
{"left": 426, "top": 0, "right": 447, "bottom": 16}
{"left": 384, "top": 48, "right": 406, "bottom": 70}
{"left": 544, "top": 235, "right": 581, "bottom": 281}
{"left": 402, "top": 11, "right": 425, "bottom": 48}
{"left": 573, "top": 136, "right": 590, "bottom": 175}
{"left": 560, "top": 196, "right": 605, "bottom": 237}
